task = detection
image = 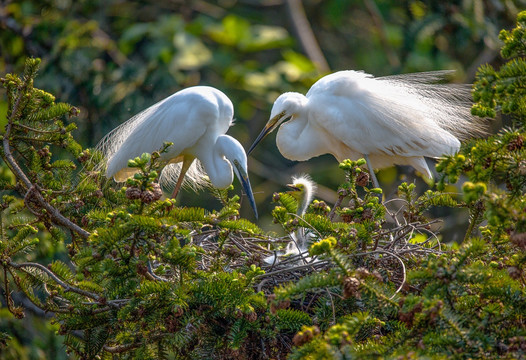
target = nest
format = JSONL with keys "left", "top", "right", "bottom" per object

{"left": 188, "top": 201, "right": 444, "bottom": 297}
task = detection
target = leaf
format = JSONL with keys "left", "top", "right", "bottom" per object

{"left": 217, "top": 218, "right": 262, "bottom": 234}
{"left": 172, "top": 33, "right": 211, "bottom": 70}
{"left": 273, "top": 309, "right": 312, "bottom": 332}
{"left": 49, "top": 260, "right": 75, "bottom": 282}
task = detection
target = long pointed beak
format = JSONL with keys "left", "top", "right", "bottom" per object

{"left": 247, "top": 113, "right": 283, "bottom": 155}
{"left": 233, "top": 162, "right": 258, "bottom": 219}
{"left": 247, "top": 124, "right": 273, "bottom": 155}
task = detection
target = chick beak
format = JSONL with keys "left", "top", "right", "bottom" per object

{"left": 286, "top": 183, "right": 301, "bottom": 192}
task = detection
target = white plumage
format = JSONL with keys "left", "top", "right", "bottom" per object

{"left": 98, "top": 86, "right": 257, "bottom": 217}
{"left": 265, "top": 174, "right": 317, "bottom": 265}
{"left": 248, "top": 70, "right": 486, "bottom": 183}
{"left": 288, "top": 174, "right": 317, "bottom": 217}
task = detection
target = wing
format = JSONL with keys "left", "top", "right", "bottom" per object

{"left": 99, "top": 86, "right": 232, "bottom": 182}
{"left": 306, "top": 70, "right": 482, "bottom": 163}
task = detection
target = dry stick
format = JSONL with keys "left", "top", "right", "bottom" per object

{"left": 9, "top": 269, "right": 73, "bottom": 315}
{"left": 257, "top": 260, "right": 330, "bottom": 279}
{"left": 383, "top": 198, "right": 410, "bottom": 226}
{"left": 284, "top": 0, "right": 330, "bottom": 73}
{"left": 8, "top": 263, "right": 125, "bottom": 314}
{"left": 3, "top": 267, "right": 18, "bottom": 315}
{"left": 2, "top": 91, "right": 90, "bottom": 239}
{"left": 103, "top": 342, "right": 143, "bottom": 354}
{"left": 325, "top": 287, "right": 337, "bottom": 325}
{"left": 365, "top": 250, "right": 406, "bottom": 299}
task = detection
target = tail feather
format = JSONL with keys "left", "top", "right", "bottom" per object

{"left": 377, "top": 71, "right": 488, "bottom": 141}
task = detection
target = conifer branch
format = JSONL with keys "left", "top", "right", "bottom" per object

{"left": 102, "top": 333, "right": 166, "bottom": 353}
{"left": 13, "top": 123, "right": 59, "bottom": 134}
{"left": 2, "top": 81, "right": 90, "bottom": 239}
{"left": 8, "top": 261, "right": 100, "bottom": 301}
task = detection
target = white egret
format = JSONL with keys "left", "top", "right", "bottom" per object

{"left": 248, "top": 70, "right": 487, "bottom": 187}
{"left": 99, "top": 86, "right": 258, "bottom": 218}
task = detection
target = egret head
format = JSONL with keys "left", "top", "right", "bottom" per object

{"left": 286, "top": 174, "right": 317, "bottom": 215}
{"left": 216, "top": 136, "right": 258, "bottom": 219}
{"left": 248, "top": 92, "right": 306, "bottom": 155}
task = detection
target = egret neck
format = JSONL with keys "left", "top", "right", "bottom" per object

{"left": 197, "top": 135, "right": 258, "bottom": 218}
{"left": 196, "top": 135, "right": 235, "bottom": 189}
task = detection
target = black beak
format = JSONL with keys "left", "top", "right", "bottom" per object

{"left": 233, "top": 162, "right": 258, "bottom": 219}
{"left": 247, "top": 113, "right": 283, "bottom": 155}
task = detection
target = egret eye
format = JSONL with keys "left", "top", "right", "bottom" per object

{"left": 269, "top": 111, "right": 287, "bottom": 126}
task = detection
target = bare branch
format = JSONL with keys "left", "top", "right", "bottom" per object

{"left": 284, "top": 0, "right": 330, "bottom": 73}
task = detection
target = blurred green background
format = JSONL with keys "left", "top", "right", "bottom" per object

{"left": 0, "top": 0, "right": 523, "bottom": 358}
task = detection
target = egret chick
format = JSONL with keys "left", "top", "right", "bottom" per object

{"left": 286, "top": 174, "right": 317, "bottom": 254}
{"left": 99, "top": 86, "right": 257, "bottom": 217}
{"left": 265, "top": 175, "right": 317, "bottom": 265}
{"left": 287, "top": 175, "right": 317, "bottom": 218}
{"left": 248, "top": 70, "right": 487, "bottom": 188}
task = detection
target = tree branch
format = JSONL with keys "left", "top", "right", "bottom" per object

{"left": 284, "top": 0, "right": 330, "bottom": 73}
{"left": 8, "top": 261, "right": 100, "bottom": 301}
{"left": 2, "top": 84, "right": 91, "bottom": 239}
{"left": 102, "top": 333, "right": 166, "bottom": 353}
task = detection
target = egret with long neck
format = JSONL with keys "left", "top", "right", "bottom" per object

{"left": 99, "top": 86, "right": 258, "bottom": 217}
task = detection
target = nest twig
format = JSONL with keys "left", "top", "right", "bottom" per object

{"left": 183, "top": 206, "right": 444, "bottom": 297}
